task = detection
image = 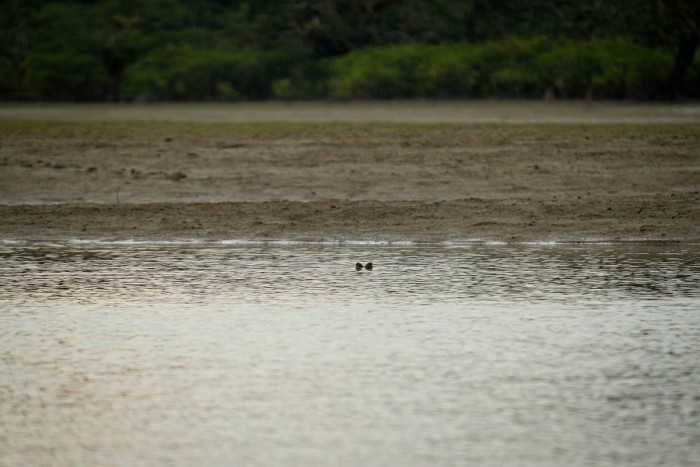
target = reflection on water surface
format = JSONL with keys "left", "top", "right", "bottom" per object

{"left": 1, "top": 242, "right": 699, "bottom": 466}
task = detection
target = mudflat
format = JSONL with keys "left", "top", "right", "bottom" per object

{"left": 1, "top": 102, "right": 699, "bottom": 242}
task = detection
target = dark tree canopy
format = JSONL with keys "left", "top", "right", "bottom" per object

{"left": 1, "top": 0, "right": 698, "bottom": 100}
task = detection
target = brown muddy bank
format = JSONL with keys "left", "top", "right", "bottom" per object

{"left": 1, "top": 195, "right": 699, "bottom": 243}
{"left": 1, "top": 104, "right": 698, "bottom": 242}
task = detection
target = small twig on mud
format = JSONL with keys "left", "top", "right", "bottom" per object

{"left": 116, "top": 184, "right": 123, "bottom": 205}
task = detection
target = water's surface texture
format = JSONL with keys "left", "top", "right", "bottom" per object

{"left": 1, "top": 242, "right": 699, "bottom": 466}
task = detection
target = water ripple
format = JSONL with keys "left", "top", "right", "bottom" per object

{"left": 1, "top": 243, "right": 699, "bottom": 466}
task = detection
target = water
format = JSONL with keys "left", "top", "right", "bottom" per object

{"left": 1, "top": 242, "right": 699, "bottom": 467}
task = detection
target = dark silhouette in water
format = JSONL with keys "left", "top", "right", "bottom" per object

{"left": 365, "top": 262, "right": 373, "bottom": 270}
{"left": 356, "top": 262, "right": 363, "bottom": 270}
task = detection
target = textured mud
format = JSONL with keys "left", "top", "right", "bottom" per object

{"left": 1, "top": 104, "right": 699, "bottom": 242}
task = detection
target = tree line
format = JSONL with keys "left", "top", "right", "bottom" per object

{"left": 1, "top": 0, "right": 698, "bottom": 101}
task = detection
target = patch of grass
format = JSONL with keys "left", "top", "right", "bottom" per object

{"left": 0, "top": 119, "right": 459, "bottom": 139}
{"left": 1, "top": 118, "right": 698, "bottom": 142}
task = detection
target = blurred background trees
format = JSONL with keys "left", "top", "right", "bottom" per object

{"left": 0, "top": 0, "right": 698, "bottom": 101}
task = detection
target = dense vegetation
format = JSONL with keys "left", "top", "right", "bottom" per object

{"left": 1, "top": 0, "right": 699, "bottom": 101}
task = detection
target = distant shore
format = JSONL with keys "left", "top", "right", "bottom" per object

{"left": 1, "top": 103, "right": 699, "bottom": 243}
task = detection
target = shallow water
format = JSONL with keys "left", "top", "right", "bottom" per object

{"left": 1, "top": 242, "right": 699, "bottom": 466}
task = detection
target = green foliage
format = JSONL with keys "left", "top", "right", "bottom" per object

{"left": 538, "top": 38, "right": 673, "bottom": 99}
{"left": 537, "top": 43, "right": 600, "bottom": 98}
{"left": 271, "top": 62, "right": 329, "bottom": 100}
{"left": 330, "top": 44, "right": 437, "bottom": 99}
{"left": 122, "top": 46, "right": 297, "bottom": 100}
{"left": 475, "top": 37, "right": 551, "bottom": 97}
{"left": 28, "top": 2, "right": 95, "bottom": 54}
{"left": 421, "top": 46, "right": 481, "bottom": 97}
{"left": 0, "top": 57, "right": 21, "bottom": 95}
{"left": 0, "top": 0, "right": 695, "bottom": 101}
{"left": 23, "top": 52, "right": 109, "bottom": 100}
{"left": 681, "top": 51, "right": 700, "bottom": 98}
{"left": 327, "top": 38, "right": 673, "bottom": 100}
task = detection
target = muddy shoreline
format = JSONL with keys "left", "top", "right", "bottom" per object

{"left": 1, "top": 104, "right": 699, "bottom": 243}
{"left": 2, "top": 195, "right": 699, "bottom": 243}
